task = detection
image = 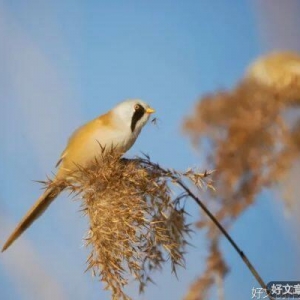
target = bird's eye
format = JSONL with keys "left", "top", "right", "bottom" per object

{"left": 134, "top": 104, "right": 140, "bottom": 110}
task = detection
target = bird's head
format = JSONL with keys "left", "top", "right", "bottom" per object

{"left": 112, "top": 99, "right": 155, "bottom": 133}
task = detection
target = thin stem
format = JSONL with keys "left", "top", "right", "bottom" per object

{"left": 140, "top": 158, "right": 272, "bottom": 299}
{"left": 176, "top": 177, "right": 267, "bottom": 289}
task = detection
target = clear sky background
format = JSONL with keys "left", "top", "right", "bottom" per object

{"left": 1, "top": 1, "right": 300, "bottom": 299}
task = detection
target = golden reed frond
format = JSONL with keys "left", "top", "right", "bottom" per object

{"left": 183, "top": 51, "right": 300, "bottom": 299}
{"left": 46, "top": 151, "right": 212, "bottom": 300}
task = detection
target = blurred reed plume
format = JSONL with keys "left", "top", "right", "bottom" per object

{"left": 183, "top": 51, "right": 300, "bottom": 299}
{"left": 46, "top": 150, "right": 212, "bottom": 300}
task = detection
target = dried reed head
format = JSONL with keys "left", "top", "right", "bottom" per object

{"left": 55, "top": 150, "right": 209, "bottom": 300}
{"left": 183, "top": 51, "right": 300, "bottom": 299}
{"left": 246, "top": 51, "right": 300, "bottom": 101}
{"left": 184, "top": 51, "right": 300, "bottom": 227}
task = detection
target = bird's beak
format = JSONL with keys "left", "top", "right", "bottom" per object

{"left": 146, "top": 107, "right": 155, "bottom": 114}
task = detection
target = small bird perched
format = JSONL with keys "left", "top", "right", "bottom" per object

{"left": 2, "top": 99, "right": 155, "bottom": 252}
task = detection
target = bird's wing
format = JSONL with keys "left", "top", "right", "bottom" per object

{"left": 55, "top": 151, "right": 66, "bottom": 168}
{"left": 55, "top": 124, "right": 87, "bottom": 168}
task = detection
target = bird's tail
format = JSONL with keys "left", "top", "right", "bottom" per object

{"left": 1, "top": 184, "right": 64, "bottom": 252}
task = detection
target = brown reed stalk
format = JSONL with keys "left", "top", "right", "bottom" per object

{"left": 44, "top": 149, "right": 270, "bottom": 299}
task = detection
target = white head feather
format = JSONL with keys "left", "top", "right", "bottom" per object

{"left": 112, "top": 99, "right": 154, "bottom": 134}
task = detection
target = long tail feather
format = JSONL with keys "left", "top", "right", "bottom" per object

{"left": 1, "top": 184, "right": 64, "bottom": 252}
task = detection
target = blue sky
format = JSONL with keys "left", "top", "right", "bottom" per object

{"left": 1, "top": 1, "right": 300, "bottom": 299}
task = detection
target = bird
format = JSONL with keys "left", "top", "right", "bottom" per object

{"left": 1, "top": 99, "right": 155, "bottom": 252}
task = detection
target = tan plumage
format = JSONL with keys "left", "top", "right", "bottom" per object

{"left": 1, "top": 186, "right": 63, "bottom": 252}
{"left": 2, "top": 99, "right": 155, "bottom": 252}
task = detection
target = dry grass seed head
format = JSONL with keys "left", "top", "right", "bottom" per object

{"left": 183, "top": 51, "right": 300, "bottom": 300}
{"left": 55, "top": 152, "right": 200, "bottom": 300}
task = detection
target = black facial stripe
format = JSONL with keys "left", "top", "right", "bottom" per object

{"left": 131, "top": 104, "right": 145, "bottom": 132}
